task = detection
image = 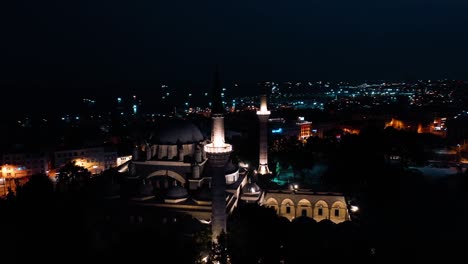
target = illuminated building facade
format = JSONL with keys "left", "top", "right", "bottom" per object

{"left": 1, "top": 164, "right": 28, "bottom": 179}
{"left": 128, "top": 118, "right": 245, "bottom": 241}
{"left": 296, "top": 117, "right": 312, "bottom": 140}
{"left": 263, "top": 190, "right": 350, "bottom": 223}
{"left": 1, "top": 152, "right": 51, "bottom": 178}
{"left": 116, "top": 155, "right": 132, "bottom": 167}
{"left": 122, "top": 72, "right": 354, "bottom": 244}
{"left": 54, "top": 147, "right": 118, "bottom": 174}
{"left": 127, "top": 69, "right": 246, "bottom": 243}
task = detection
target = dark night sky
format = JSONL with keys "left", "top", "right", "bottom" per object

{"left": 1, "top": 0, "right": 467, "bottom": 108}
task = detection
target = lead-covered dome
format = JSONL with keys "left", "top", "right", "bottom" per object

{"left": 242, "top": 182, "right": 261, "bottom": 195}
{"left": 194, "top": 186, "right": 212, "bottom": 201}
{"left": 166, "top": 185, "right": 189, "bottom": 199}
{"left": 149, "top": 119, "right": 204, "bottom": 145}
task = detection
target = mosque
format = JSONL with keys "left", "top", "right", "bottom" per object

{"left": 124, "top": 70, "right": 350, "bottom": 241}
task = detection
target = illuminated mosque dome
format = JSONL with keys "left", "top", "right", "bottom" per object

{"left": 242, "top": 181, "right": 261, "bottom": 195}
{"left": 149, "top": 119, "right": 204, "bottom": 145}
{"left": 240, "top": 179, "right": 262, "bottom": 203}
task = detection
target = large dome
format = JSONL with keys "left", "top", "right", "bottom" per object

{"left": 149, "top": 119, "right": 204, "bottom": 145}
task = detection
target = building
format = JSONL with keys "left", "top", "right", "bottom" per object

{"left": 296, "top": 116, "right": 313, "bottom": 140}
{"left": 126, "top": 69, "right": 248, "bottom": 242}
{"left": 120, "top": 72, "right": 351, "bottom": 242}
{"left": 116, "top": 155, "right": 132, "bottom": 167}
{"left": 54, "top": 147, "right": 118, "bottom": 174}
{"left": 1, "top": 152, "right": 51, "bottom": 178}
{"left": 262, "top": 189, "right": 349, "bottom": 223}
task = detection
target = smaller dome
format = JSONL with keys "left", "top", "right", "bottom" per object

{"left": 242, "top": 182, "right": 261, "bottom": 195}
{"left": 194, "top": 186, "right": 212, "bottom": 201}
{"left": 225, "top": 162, "right": 238, "bottom": 174}
{"left": 138, "top": 181, "right": 154, "bottom": 196}
{"left": 166, "top": 186, "right": 189, "bottom": 199}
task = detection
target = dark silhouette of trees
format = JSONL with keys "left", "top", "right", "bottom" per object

{"left": 57, "top": 161, "right": 91, "bottom": 192}
{"left": 209, "top": 231, "right": 228, "bottom": 264}
{"left": 20, "top": 173, "right": 54, "bottom": 202}
{"left": 227, "top": 203, "right": 283, "bottom": 264}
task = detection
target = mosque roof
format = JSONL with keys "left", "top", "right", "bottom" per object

{"left": 149, "top": 119, "right": 204, "bottom": 145}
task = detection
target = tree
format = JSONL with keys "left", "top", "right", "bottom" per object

{"left": 210, "top": 231, "right": 228, "bottom": 264}
{"left": 57, "top": 161, "right": 91, "bottom": 191}
{"left": 227, "top": 204, "right": 282, "bottom": 264}
{"left": 19, "top": 173, "right": 54, "bottom": 202}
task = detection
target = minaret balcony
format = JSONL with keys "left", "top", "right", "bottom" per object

{"left": 204, "top": 143, "right": 232, "bottom": 154}
{"left": 256, "top": 110, "right": 271, "bottom": 115}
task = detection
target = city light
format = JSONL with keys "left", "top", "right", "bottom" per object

{"left": 272, "top": 128, "right": 283, "bottom": 133}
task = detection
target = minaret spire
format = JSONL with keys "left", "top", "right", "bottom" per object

{"left": 211, "top": 64, "right": 224, "bottom": 114}
{"left": 205, "top": 66, "right": 232, "bottom": 243}
{"left": 257, "top": 85, "right": 271, "bottom": 175}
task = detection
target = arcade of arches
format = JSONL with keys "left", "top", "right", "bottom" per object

{"left": 264, "top": 193, "right": 349, "bottom": 223}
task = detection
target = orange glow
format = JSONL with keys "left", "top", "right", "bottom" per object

{"left": 417, "top": 124, "right": 423, "bottom": 133}
{"left": 0, "top": 164, "right": 28, "bottom": 178}
{"left": 71, "top": 158, "right": 104, "bottom": 173}
{"left": 299, "top": 124, "right": 311, "bottom": 139}
{"left": 342, "top": 128, "right": 360, "bottom": 135}
{"left": 385, "top": 118, "right": 405, "bottom": 130}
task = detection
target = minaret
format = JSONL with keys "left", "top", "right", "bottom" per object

{"left": 257, "top": 87, "right": 271, "bottom": 175}
{"left": 204, "top": 66, "right": 232, "bottom": 243}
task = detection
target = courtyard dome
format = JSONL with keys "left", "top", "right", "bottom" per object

{"left": 242, "top": 182, "right": 261, "bottom": 195}
{"left": 225, "top": 162, "right": 238, "bottom": 174}
{"left": 150, "top": 119, "right": 204, "bottom": 145}
{"left": 166, "top": 185, "right": 189, "bottom": 199}
{"left": 193, "top": 186, "right": 212, "bottom": 202}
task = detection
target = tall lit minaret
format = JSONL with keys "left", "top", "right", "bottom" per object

{"left": 257, "top": 87, "right": 271, "bottom": 175}
{"left": 205, "top": 66, "right": 232, "bottom": 242}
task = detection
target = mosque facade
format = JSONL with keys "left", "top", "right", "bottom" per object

{"left": 123, "top": 71, "right": 350, "bottom": 239}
